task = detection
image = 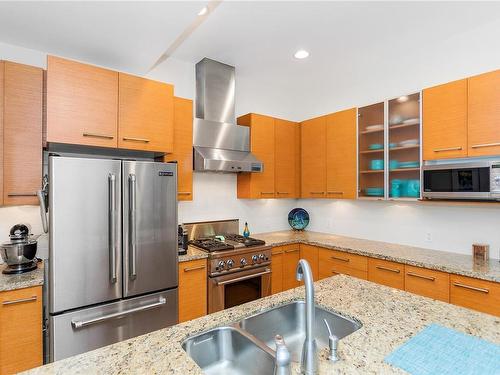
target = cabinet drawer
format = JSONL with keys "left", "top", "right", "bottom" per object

{"left": 319, "top": 248, "right": 368, "bottom": 272}
{"left": 0, "top": 286, "right": 43, "bottom": 374}
{"left": 178, "top": 259, "right": 207, "bottom": 323}
{"left": 319, "top": 261, "right": 367, "bottom": 280}
{"left": 368, "top": 258, "right": 405, "bottom": 290}
{"left": 450, "top": 275, "right": 499, "bottom": 316}
{"left": 405, "top": 265, "right": 449, "bottom": 302}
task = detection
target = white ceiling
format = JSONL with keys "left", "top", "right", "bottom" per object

{"left": 1, "top": 1, "right": 500, "bottom": 121}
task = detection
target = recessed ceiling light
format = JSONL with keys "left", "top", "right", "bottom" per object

{"left": 198, "top": 6, "right": 208, "bottom": 16}
{"left": 294, "top": 50, "right": 309, "bottom": 59}
{"left": 396, "top": 95, "right": 409, "bottom": 103}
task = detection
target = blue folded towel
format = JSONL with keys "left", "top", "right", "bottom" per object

{"left": 385, "top": 324, "right": 500, "bottom": 375}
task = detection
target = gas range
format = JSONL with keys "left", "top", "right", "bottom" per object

{"left": 189, "top": 234, "right": 270, "bottom": 276}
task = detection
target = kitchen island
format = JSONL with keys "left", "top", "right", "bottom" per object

{"left": 25, "top": 275, "right": 500, "bottom": 374}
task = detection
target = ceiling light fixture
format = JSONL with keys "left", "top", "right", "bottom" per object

{"left": 198, "top": 6, "right": 208, "bottom": 16}
{"left": 294, "top": 50, "right": 309, "bottom": 59}
{"left": 396, "top": 95, "right": 409, "bottom": 103}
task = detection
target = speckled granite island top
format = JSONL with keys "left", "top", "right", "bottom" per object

{"left": 0, "top": 262, "right": 44, "bottom": 292}
{"left": 253, "top": 230, "right": 500, "bottom": 282}
{"left": 25, "top": 275, "right": 499, "bottom": 374}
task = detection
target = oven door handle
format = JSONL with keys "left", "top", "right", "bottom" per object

{"left": 215, "top": 268, "right": 271, "bottom": 286}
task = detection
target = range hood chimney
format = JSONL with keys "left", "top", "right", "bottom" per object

{"left": 193, "top": 58, "right": 263, "bottom": 173}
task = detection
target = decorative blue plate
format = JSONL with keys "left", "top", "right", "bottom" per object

{"left": 288, "top": 208, "right": 309, "bottom": 231}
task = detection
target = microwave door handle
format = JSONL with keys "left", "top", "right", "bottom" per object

{"left": 108, "top": 174, "right": 117, "bottom": 284}
{"left": 129, "top": 174, "right": 137, "bottom": 280}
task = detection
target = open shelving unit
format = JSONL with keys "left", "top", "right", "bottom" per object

{"left": 357, "top": 93, "right": 422, "bottom": 200}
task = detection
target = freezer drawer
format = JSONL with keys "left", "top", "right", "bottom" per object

{"left": 49, "top": 289, "right": 178, "bottom": 362}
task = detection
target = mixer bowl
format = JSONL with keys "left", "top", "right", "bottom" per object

{"left": 0, "top": 241, "right": 38, "bottom": 266}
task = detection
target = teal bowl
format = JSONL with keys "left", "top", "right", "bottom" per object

{"left": 368, "top": 143, "right": 384, "bottom": 150}
{"left": 370, "top": 159, "right": 384, "bottom": 170}
{"left": 366, "top": 187, "right": 384, "bottom": 197}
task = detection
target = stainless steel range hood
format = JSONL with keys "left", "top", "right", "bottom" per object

{"left": 193, "top": 58, "right": 263, "bottom": 173}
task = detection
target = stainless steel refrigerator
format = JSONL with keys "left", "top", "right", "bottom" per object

{"left": 46, "top": 155, "right": 178, "bottom": 361}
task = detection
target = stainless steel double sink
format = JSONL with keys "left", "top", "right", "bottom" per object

{"left": 182, "top": 301, "right": 361, "bottom": 375}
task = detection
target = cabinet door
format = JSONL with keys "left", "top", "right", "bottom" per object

{"left": 0, "top": 286, "right": 43, "bottom": 374}
{"left": 299, "top": 244, "right": 319, "bottom": 281}
{"left": 405, "top": 265, "right": 449, "bottom": 303}
{"left": 47, "top": 56, "right": 118, "bottom": 147}
{"left": 118, "top": 73, "right": 174, "bottom": 152}
{"left": 271, "top": 247, "right": 284, "bottom": 294}
{"left": 468, "top": 70, "right": 500, "bottom": 157}
{"left": 164, "top": 97, "right": 193, "bottom": 201}
{"left": 450, "top": 275, "right": 499, "bottom": 316}
{"left": 368, "top": 258, "right": 405, "bottom": 290}
{"left": 301, "top": 116, "right": 326, "bottom": 198}
{"left": 422, "top": 79, "right": 468, "bottom": 160}
{"left": 326, "top": 108, "right": 357, "bottom": 199}
{"left": 275, "top": 119, "right": 300, "bottom": 198}
{"left": 178, "top": 259, "right": 207, "bottom": 322}
{"left": 237, "top": 114, "right": 275, "bottom": 198}
{"left": 3, "top": 62, "right": 43, "bottom": 205}
{"left": 282, "top": 245, "right": 300, "bottom": 290}
{"left": 0, "top": 62, "right": 4, "bottom": 205}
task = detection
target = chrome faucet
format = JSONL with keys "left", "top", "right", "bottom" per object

{"left": 296, "top": 259, "right": 318, "bottom": 375}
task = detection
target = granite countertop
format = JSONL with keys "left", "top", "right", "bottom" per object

{"left": 253, "top": 230, "right": 500, "bottom": 282}
{"left": 178, "top": 246, "right": 208, "bottom": 263}
{"left": 0, "top": 262, "right": 44, "bottom": 292}
{"left": 24, "top": 275, "right": 500, "bottom": 374}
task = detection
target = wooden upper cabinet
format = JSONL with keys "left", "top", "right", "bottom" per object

{"left": 326, "top": 108, "right": 357, "bottom": 199}
{"left": 0, "top": 62, "right": 4, "bottom": 205}
{"left": 164, "top": 97, "right": 193, "bottom": 201}
{"left": 422, "top": 79, "right": 468, "bottom": 160}
{"left": 275, "top": 119, "right": 300, "bottom": 198}
{"left": 118, "top": 73, "right": 174, "bottom": 152}
{"left": 47, "top": 56, "right": 118, "bottom": 148}
{"left": 1, "top": 61, "right": 43, "bottom": 206}
{"left": 237, "top": 114, "right": 275, "bottom": 198}
{"left": 468, "top": 70, "right": 500, "bottom": 157}
{"left": 301, "top": 116, "right": 327, "bottom": 198}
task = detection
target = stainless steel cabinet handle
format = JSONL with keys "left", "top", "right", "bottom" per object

{"left": 284, "top": 248, "right": 299, "bottom": 253}
{"left": 327, "top": 191, "right": 343, "bottom": 195}
{"left": 216, "top": 269, "right": 271, "bottom": 286}
{"left": 260, "top": 192, "right": 274, "bottom": 195}
{"left": 310, "top": 192, "right": 325, "bottom": 195}
{"left": 71, "top": 297, "right": 166, "bottom": 329}
{"left": 375, "top": 265, "right": 400, "bottom": 273}
{"left": 178, "top": 192, "right": 192, "bottom": 195}
{"left": 407, "top": 272, "right": 435, "bottom": 281}
{"left": 452, "top": 282, "right": 489, "bottom": 294}
{"left": 129, "top": 174, "right": 137, "bottom": 280}
{"left": 83, "top": 132, "right": 114, "bottom": 139}
{"left": 183, "top": 265, "right": 206, "bottom": 272}
{"left": 471, "top": 142, "right": 500, "bottom": 149}
{"left": 122, "top": 137, "right": 150, "bottom": 143}
{"left": 272, "top": 251, "right": 284, "bottom": 255}
{"left": 108, "top": 174, "right": 117, "bottom": 284}
{"left": 2, "top": 296, "right": 37, "bottom": 305}
{"left": 7, "top": 192, "right": 37, "bottom": 197}
{"left": 331, "top": 256, "right": 349, "bottom": 262}
{"left": 276, "top": 192, "right": 289, "bottom": 195}
{"left": 433, "top": 146, "right": 462, "bottom": 152}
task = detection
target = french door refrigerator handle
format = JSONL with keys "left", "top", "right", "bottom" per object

{"left": 108, "top": 173, "right": 117, "bottom": 283}
{"left": 129, "top": 174, "right": 137, "bottom": 280}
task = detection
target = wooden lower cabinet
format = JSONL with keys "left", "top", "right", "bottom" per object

{"left": 404, "top": 265, "right": 449, "bottom": 302}
{"left": 178, "top": 259, "right": 207, "bottom": 323}
{"left": 450, "top": 274, "right": 499, "bottom": 316}
{"left": 271, "top": 247, "right": 284, "bottom": 294}
{"left": 368, "top": 258, "right": 405, "bottom": 290}
{"left": 299, "top": 244, "right": 319, "bottom": 281}
{"left": 318, "top": 248, "right": 367, "bottom": 280}
{"left": 282, "top": 245, "right": 301, "bottom": 290}
{"left": 0, "top": 286, "right": 42, "bottom": 375}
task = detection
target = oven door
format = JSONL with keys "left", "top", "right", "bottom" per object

{"left": 208, "top": 266, "right": 271, "bottom": 314}
{"left": 423, "top": 164, "right": 491, "bottom": 200}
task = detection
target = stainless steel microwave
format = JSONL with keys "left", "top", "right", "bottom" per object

{"left": 423, "top": 161, "right": 500, "bottom": 200}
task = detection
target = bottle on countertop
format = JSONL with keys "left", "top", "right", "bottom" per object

{"left": 243, "top": 222, "right": 250, "bottom": 238}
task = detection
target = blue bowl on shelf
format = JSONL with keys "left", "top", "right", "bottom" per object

{"left": 399, "top": 161, "right": 419, "bottom": 168}
{"left": 389, "top": 160, "right": 399, "bottom": 170}
{"left": 370, "top": 159, "right": 384, "bottom": 170}
{"left": 288, "top": 208, "right": 309, "bottom": 230}
{"left": 368, "top": 143, "right": 384, "bottom": 150}
{"left": 391, "top": 179, "right": 402, "bottom": 198}
{"left": 365, "top": 187, "right": 384, "bottom": 197}
{"left": 406, "top": 179, "right": 420, "bottom": 198}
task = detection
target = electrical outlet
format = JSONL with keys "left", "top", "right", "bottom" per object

{"left": 425, "top": 232, "right": 432, "bottom": 242}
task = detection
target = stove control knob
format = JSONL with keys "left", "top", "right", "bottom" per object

{"left": 259, "top": 254, "right": 266, "bottom": 261}
{"left": 252, "top": 255, "right": 259, "bottom": 264}
{"left": 240, "top": 258, "right": 247, "bottom": 266}
{"left": 226, "top": 259, "right": 234, "bottom": 269}
{"left": 217, "top": 260, "right": 226, "bottom": 270}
